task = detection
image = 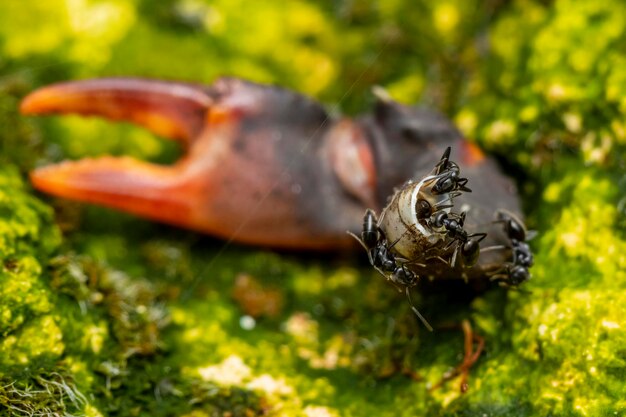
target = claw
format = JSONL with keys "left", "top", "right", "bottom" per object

{"left": 30, "top": 156, "right": 194, "bottom": 226}
{"left": 21, "top": 78, "right": 375, "bottom": 250}
{"left": 21, "top": 78, "right": 211, "bottom": 142}
{"left": 21, "top": 77, "right": 521, "bottom": 254}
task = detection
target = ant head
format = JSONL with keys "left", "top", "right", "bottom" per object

{"left": 430, "top": 210, "right": 449, "bottom": 229}
{"left": 508, "top": 265, "right": 530, "bottom": 286}
{"left": 432, "top": 168, "right": 468, "bottom": 195}
{"left": 430, "top": 147, "right": 472, "bottom": 195}
{"left": 433, "top": 176, "right": 454, "bottom": 194}
{"left": 415, "top": 198, "right": 432, "bottom": 220}
{"left": 395, "top": 265, "right": 417, "bottom": 287}
{"left": 446, "top": 161, "right": 460, "bottom": 176}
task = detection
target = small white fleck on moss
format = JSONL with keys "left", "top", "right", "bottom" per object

{"left": 538, "top": 324, "right": 548, "bottom": 336}
{"left": 303, "top": 405, "right": 338, "bottom": 417}
{"left": 247, "top": 374, "right": 293, "bottom": 397}
{"left": 239, "top": 315, "right": 256, "bottom": 330}
{"left": 601, "top": 320, "right": 620, "bottom": 329}
{"left": 198, "top": 355, "right": 251, "bottom": 385}
{"left": 563, "top": 112, "right": 582, "bottom": 133}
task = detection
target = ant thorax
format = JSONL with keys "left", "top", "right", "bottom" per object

{"left": 378, "top": 174, "right": 454, "bottom": 262}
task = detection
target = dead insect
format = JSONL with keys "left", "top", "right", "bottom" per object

{"left": 350, "top": 147, "right": 499, "bottom": 330}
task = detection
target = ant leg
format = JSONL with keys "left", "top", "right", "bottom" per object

{"left": 373, "top": 266, "right": 388, "bottom": 278}
{"left": 420, "top": 245, "right": 454, "bottom": 267}
{"left": 395, "top": 256, "right": 426, "bottom": 271}
{"left": 432, "top": 192, "right": 462, "bottom": 210}
{"left": 450, "top": 245, "right": 460, "bottom": 269}
{"left": 456, "top": 178, "right": 472, "bottom": 193}
{"left": 487, "top": 265, "right": 509, "bottom": 282}
{"left": 405, "top": 287, "right": 433, "bottom": 332}
{"left": 347, "top": 231, "right": 369, "bottom": 251}
{"left": 425, "top": 255, "right": 451, "bottom": 266}
{"left": 479, "top": 245, "right": 508, "bottom": 253}
{"left": 399, "top": 258, "right": 427, "bottom": 269}
{"left": 467, "top": 232, "right": 487, "bottom": 242}
{"left": 429, "top": 320, "right": 484, "bottom": 393}
{"left": 386, "top": 233, "right": 405, "bottom": 251}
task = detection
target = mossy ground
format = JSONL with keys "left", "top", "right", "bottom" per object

{"left": 1, "top": 0, "right": 626, "bottom": 415}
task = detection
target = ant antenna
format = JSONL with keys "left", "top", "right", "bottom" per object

{"left": 387, "top": 235, "right": 403, "bottom": 251}
{"left": 405, "top": 287, "right": 433, "bottom": 332}
{"left": 432, "top": 192, "right": 463, "bottom": 209}
{"left": 478, "top": 244, "right": 507, "bottom": 253}
{"left": 347, "top": 231, "right": 368, "bottom": 251}
{"left": 437, "top": 147, "right": 452, "bottom": 172}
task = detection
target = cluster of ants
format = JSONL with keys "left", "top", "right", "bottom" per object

{"left": 350, "top": 147, "right": 534, "bottom": 330}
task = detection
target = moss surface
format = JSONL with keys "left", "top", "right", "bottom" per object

{"left": 1, "top": 0, "right": 626, "bottom": 415}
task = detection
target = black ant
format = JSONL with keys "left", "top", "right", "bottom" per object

{"left": 490, "top": 210, "right": 535, "bottom": 286}
{"left": 349, "top": 209, "right": 433, "bottom": 331}
{"left": 428, "top": 210, "right": 487, "bottom": 268}
{"left": 432, "top": 147, "right": 472, "bottom": 195}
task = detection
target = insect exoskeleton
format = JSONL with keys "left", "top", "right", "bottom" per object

{"left": 348, "top": 147, "right": 476, "bottom": 330}
{"left": 377, "top": 174, "right": 454, "bottom": 262}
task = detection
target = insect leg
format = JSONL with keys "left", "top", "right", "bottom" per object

{"left": 405, "top": 287, "right": 433, "bottom": 332}
{"left": 347, "top": 231, "right": 368, "bottom": 251}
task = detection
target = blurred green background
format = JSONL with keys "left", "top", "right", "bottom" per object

{"left": 1, "top": 0, "right": 626, "bottom": 416}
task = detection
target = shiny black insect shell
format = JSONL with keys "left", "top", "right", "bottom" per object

{"left": 431, "top": 147, "right": 471, "bottom": 195}
{"left": 489, "top": 209, "right": 535, "bottom": 286}
{"left": 432, "top": 163, "right": 460, "bottom": 194}
{"left": 427, "top": 210, "right": 485, "bottom": 268}
{"left": 460, "top": 238, "right": 482, "bottom": 267}
{"left": 371, "top": 244, "right": 395, "bottom": 272}
{"left": 389, "top": 263, "right": 418, "bottom": 287}
{"left": 513, "top": 241, "right": 533, "bottom": 268}
{"left": 497, "top": 210, "right": 527, "bottom": 242}
{"left": 508, "top": 264, "right": 530, "bottom": 286}
{"left": 415, "top": 198, "right": 433, "bottom": 220}
{"left": 361, "top": 209, "right": 380, "bottom": 249}
{"left": 430, "top": 211, "right": 465, "bottom": 239}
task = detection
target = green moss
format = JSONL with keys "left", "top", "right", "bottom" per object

{"left": 0, "top": 167, "right": 89, "bottom": 415}
{"left": 0, "top": 369, "right": 88, "bottom": 416}
{"left": 2, "top": 0, "right": 626, "bottom": 415}
{"left": 0, "top": 167, "right": 265, "bottom": 414}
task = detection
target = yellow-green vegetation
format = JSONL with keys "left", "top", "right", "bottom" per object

{"left": 1, "top": 0, "right": 626, "bottom": 415}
